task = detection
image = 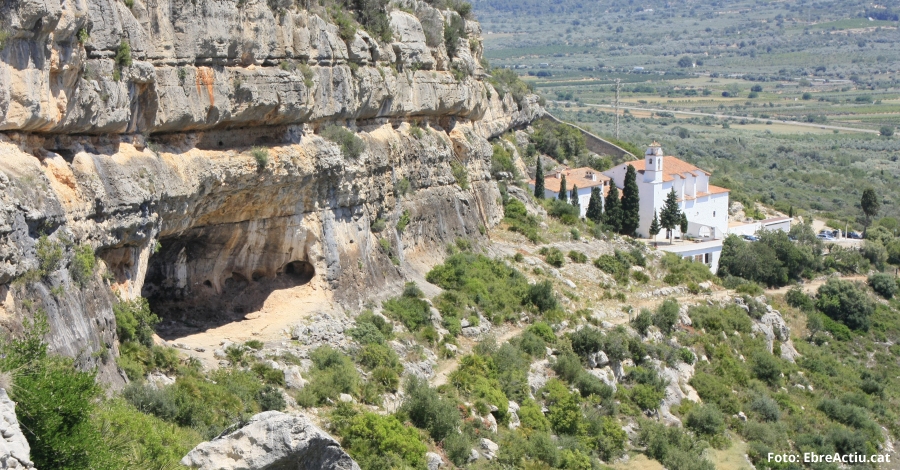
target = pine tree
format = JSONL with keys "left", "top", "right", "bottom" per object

{"left": 586, "top": 187, "right": 603, "bottom": 223}
{"left": 558, "top": 175, "right": 568, "bottom": 202}
{"left": 660, "top": 188, "right": 681, "bottom": 243}
{"left": 534, "top": 158, "right": 545, "bottom": 199}
{"left": 570, "top": 185, "right": 579, "bottom": 209}
{"left": 620, "top": 165, "right": 641, "bottom": 236}
{"left": 603, "top": 184, "right": 621, "bottom": 233}
{"left": 649, "top": 211, "right": 661, "bottom": 239}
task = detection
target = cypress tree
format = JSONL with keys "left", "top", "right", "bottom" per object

{"left": 570, "top": 185, "right": 579, "bottom": 208}
{"left": 649, "top": 211, "right": 661, "bottom": 239}
{"left": 603, "top": 184, "right": 621, "bottom": 233}
{"left": 586, "top": 187, "right": 603, "bottom": 223}
{"left": 558, "top": 175, "right": 568, "bottom": 202}
{"left": 680, "top": 213, "right": 689, "bottom": 236}
{"left": 534, "top": 158, "right": 545, "bottom": 199}
{"left": 620, "top": 165, "right": 641, "bottom": 236}
{"left": 660, "top": 188, "right": 681, "bottom": 243}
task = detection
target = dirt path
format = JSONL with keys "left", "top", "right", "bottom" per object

{"left": 156, "top": 279, "right": 336, "bottom": 367}
{"left": 430, "top": 325, "right": 524, "bottom": 387}
{"left": 766, "top": 275, "right": 867, "bottom": 296}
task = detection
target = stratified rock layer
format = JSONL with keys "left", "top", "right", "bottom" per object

{"left": 0, "top": 0, "right": 541, "bottom": 382}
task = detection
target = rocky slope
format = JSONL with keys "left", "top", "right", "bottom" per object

{"left": 0, "top": 0, "right": 541, "bottom": 382}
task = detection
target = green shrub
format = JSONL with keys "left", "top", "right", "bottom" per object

{"left": 544, "top": 247, "right": 564, "bottom": 267}
{"left": 527, "top": 322, "right": 556, "bottom": 343}
{"left": 491, "top": 144, "right": 517, "bottom": 178}
{"left": 638, "top": 421, "right": 715, "bottom": 470}
{"left": 396, "top": 209, "right": 411, "bottom": 231}
{"left": 70, "top": 244, "right": 96, "bottom": 287}
{"left": 568, "top": 250, "right": 588, "bottom": 263}
{"left": 688, "top": 304, "right": 752, "bottom": 334}
{"left": 632, "top": 308, "right": 653, "bottom": 336}
{"left": 296, "top": 346, "right": 360, "bottom": 406}
{"left": 35, "top": 234, "right": 64, "bottom": 277}
{"left": 653, "top": 298, "right": 679, "bottom": 334}
{"left": 503, "top": 198, "right": 541, "bottom": 243}
{"left": 348, "top": 311, "right": 393, "bottom": 345}
{"left": 661, "top": 252, "right": 713, "bottom": 285}
{"left": 450, "top": 160, "right": 469, "bottom": 189}
{"left": 382, "top": 294, "right": 431, "bottom": 332}
{"left": 443, "top": 432, "right": 472, "bottom": 466}
{"left": 321, "top": 125, "right": 365, "bottom": 158}
{"left": 256, "top": 384, "right": 286, "bottom": 411}
{"left": 689, "top": 372, "right": 741, "bottom": 414}
{"left": 545, "top": 199, "right": 579, "bottom": 225}
{"left": 96, "top": 398, "right": 201, "bottom": 469}
{"left": 0, "top": 28, "right": 10, "bottom": 52}
{"left": 330, "top": 9, "right": 357, "bottom": 40}
{"left": 685, "top": 403, "right": 725, "bottom": 437}
{"left": 750, "top": 395, "right": 781, "bottom": 422}
{"left": 333, "top": 408, "right": 427, "bottom": 470}
{"left": 594, "top": 254, "right": 629, "bottom": 276}
{"left": 427, "top": 252, "right": 530, "bottom": 323}
{"left": 370, "top": 217, "right": 386, "bottom": 233}
{"left": 357, "top": 343, "right": 401, "bottom": 373}
{"left": 114, "top": 298, "right": 160, "bottom": 348}
{"left": 251, "top": 362, "right": 285, "bottom": 386}
{"left": 251, "top": 147, "right": 268, "bottom": 169}
{"left": 245, "top": 339, "right": 264, "bottom": 350}
{"left": 115, "top": 40, "right": 132, "bottom": 67}
{"left": 785, "top": 286, "right": 815, "bottom": 312}
{"left": 816, "top": 278, "right": 875, "bottom": 331}
{"left": 526, "top": 280, "right": 558, "bottom": 313}
{"left": 443, "top": 14, "right": 465, "bottom": 58}
{"left": 751, "top": 352, "right": 782, "bottom": 385}
{"left": 868, "top": 272, "right": 897, "bottom": 299}
{"left": 400, "top": 376, "right": 460, "bottom": 442}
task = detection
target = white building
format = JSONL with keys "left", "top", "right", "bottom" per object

{"left": 602, "top": 142, "right": 730, "bottom": 241}
{"left": 528, "top": 167, "right": 611, "bottom": 218}
{"left": 728, "top": 217, "right": 794, "bottom": 237}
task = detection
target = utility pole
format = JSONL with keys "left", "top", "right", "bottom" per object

{"left": 614, "top": 78, "right": 621, "bottom": 139}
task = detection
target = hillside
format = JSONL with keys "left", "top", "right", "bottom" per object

{"left": 0, "top": 0, "right": 899, "bottom": 469}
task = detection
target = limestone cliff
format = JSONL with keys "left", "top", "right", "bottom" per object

{"left": 0, "top": 0, "right": 541, "bottom": 382}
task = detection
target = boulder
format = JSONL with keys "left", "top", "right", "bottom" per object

{"left": 480, "top": 438, "right": 499, "bottom": 460}
{"left": 284, "top": 366, "right": 308, "bottom": 390}
{"left": 426, "top": 452, "right": 444, "bottom": 470}
{"left": 507, "top": 401, "right": 521, "bottom": 430}
{"left": 181, "top": 412, "right": 360, "bottom": 470}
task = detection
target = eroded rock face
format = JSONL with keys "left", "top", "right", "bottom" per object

{"left": 0, "top": 0, "right": 540, "bottom": 382}
{"left": 0, "top": 0, "right": 535, "bottom": 135}
{"left": 181, "top": 411, "right": 359, "bottom": 470}
{"left": 0, "top": 389, "right": 36, "bottom": 470}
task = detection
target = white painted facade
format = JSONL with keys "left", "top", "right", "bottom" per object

{"left": 601, "top": 144, "right": 730, "bottom": 241}
{"left": 654, "top": 239, "right": 724, "bottom": 274}
{"left": 537, "top": 186, "right": 594, "bottom": 218}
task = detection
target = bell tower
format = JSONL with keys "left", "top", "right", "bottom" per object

{"left": 644, "top": 142, "right": 664, "bottom": 183}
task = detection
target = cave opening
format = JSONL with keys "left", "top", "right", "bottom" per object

{"left": 140, "top": 234, "right": 316, "bottom": 338}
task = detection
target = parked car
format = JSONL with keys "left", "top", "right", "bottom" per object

{"left": 848, "top": 231, "right": 862, "bottom": 239}
{"left": 742, "top": 234, "right": 759, "bottom": 242}
{"left": 817, "top": 233, "right": 834, "bottom": 241}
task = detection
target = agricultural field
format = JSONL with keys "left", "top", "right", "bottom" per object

{"left": 471, "top": 0, "right": 900, "bottom": 226}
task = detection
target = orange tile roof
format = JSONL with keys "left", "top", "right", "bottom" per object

{"left": 625, "top": 156, "right": 711, "bottom": 183}
{"left": 707, "top": 184, "right": 730, "bottom": 195}
{"left": 530, "top": 167, "right": 610, "bottom": 194}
